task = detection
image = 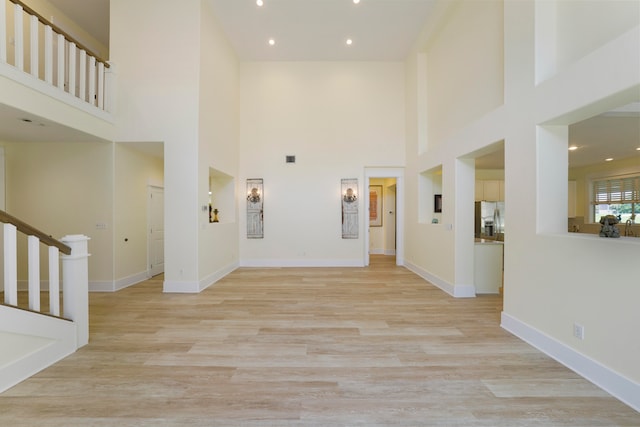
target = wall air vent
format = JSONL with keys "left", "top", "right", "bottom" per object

{"left": 286, "top": 155, "right": 296, "bottom": 164}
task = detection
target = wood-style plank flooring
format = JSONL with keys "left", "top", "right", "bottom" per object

{"left": 1, "top": 255, "right": 638, "bottom": 426}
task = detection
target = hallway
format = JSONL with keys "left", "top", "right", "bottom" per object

{"left": 0, "top": 256, "right": 637, "bottom": 426}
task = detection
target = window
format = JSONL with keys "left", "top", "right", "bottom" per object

{"left": 592, "top": 175, "right": 640, "bottom": 223}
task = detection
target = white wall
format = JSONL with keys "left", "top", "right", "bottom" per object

{"left": 197, "top": 2, "right": 240, "bottom": 286}
{"left": 405, "top": 0, "right": 505, "bottom": 295}
{"left": 405, "top": 0, "right": 640, "bottom": 407}
{"left": 425, "top": 0, "right": 504, "bottom": 148}
{"left": 110, "top": 0, "right": 202, "bottom": 290}
{"left": 2, "top": 141, "right": 114, "bottom": 282}
{"left": 238, "top": 62, "right": 405, "bottom": 266}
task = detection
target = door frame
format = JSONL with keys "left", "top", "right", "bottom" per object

{"left": 364, "top": 167, "right": 404, "bottom": 267}
{"left": 147, "top": 184, "right": 164, "bottom": 277}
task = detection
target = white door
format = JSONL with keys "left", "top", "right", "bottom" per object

{"left": 148, "top": 186, "right": 164, "bottom": 276}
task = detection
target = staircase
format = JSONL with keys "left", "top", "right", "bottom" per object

{"left": 0, "top": 210, "right": 89, "bottom": 393}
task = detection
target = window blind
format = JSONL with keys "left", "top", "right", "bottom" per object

{"left": 592, "top": 175, "right": 640, "bottom": 204}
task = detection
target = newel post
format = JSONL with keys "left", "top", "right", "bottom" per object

{"left": 61, "top": 234, "right": 91, "bottom": 348}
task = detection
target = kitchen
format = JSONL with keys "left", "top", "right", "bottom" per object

{"left": 474, "top": 176, "right": 505, "bottom": 295}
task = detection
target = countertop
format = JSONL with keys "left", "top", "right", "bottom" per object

{"left": 475, "top": 238, "right": 504, "bottom": 245}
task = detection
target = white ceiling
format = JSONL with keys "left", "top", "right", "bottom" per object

{"left": 1, "top": 0, "right": 638, "bottom": 169}
{"left": 206, "top": 0, "right": 438, "bottom": 61}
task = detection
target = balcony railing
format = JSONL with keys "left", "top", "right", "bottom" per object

{"left": 0, "top": 0, "right": 111, "bottom": 113}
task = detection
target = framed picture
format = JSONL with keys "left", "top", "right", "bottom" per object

{"left": 434, "top": 194, "right": 442, "bottom": 213}
{"left": 369, "top": 185, "right": 383, "bottom": 227}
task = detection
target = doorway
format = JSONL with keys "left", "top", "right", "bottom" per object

{"left": 364, "top": 167, "right": 404, "bottom": 267}
{"left": 368, "top": 178, "right": 397, "bottom": 258}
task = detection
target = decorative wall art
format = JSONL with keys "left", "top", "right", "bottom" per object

{"left": 434, "top": 194, "right": 442, "bottom": 213}
{"left": 341, "top": 178, "right": 358, "bottom": 239}
{"left": 369, "top": 185, "right": 383, "bottom": 227}
{"left": 246, "top": 178, "right": 264, "bottom": 238}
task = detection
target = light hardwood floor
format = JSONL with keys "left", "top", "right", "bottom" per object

{"left": 1, "top": 255, "right": 638, "bottom": 426}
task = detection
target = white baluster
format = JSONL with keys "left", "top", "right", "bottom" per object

{"left": 49, "top": 246, "right": 60, "bottom": 317}
{"left": 79, "top": 49, "right": 86, "bottom": 101}
{"left": 3, "top": 223, "right": 17, "bottom": 306}
{"left": 61, "top": 235, "right": 90, "bottom": 347}
{"left": 97, "top": 62, "right": 105, "bottom": 110}
{"left": 56, "top": 34, "right": 65, "bottom": 89}
{"left": 0, "top": 0, "right": 6, "bottom": 62}
{"left": 68, "top": 42, "right": 76, "bottom": 96}
{"left": 88, "top": 56, "right": 96, "bottom": 106}
{"left": 45, "top": 25, "right": 53, "bottom": 84}
{"left": 14, "top": 3, "right": 23, "bottom": 71}
{"left": 30, "top": 14, "right": 38, "bottom": 77}
{"left": 28, "top": 235, "right": 41, "bottom": 312}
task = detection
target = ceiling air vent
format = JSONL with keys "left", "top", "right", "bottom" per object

{"left": 286, "top": 155, "right": 296, "bottom": 164}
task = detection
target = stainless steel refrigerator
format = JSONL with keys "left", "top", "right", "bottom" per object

{"left": 475, "top": 201, "right": 505, "bottom": 240}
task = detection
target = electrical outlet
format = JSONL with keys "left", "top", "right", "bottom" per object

{"left": 573, "top": 323, "right": 585, "bottom": 340}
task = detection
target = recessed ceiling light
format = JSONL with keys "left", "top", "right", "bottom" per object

{"left": 605, "top": 158, "right": 614, "bottom": 162}
{"left": 346, "top": 39, "right": 353, "bottom": 46}
{"left": 353, "top": 0, "right": 360, "bottom": 4}
{"left": 636, "top": 147, "right": 640, "bottom": 151}
{"left": 268, "top": 38, "right": 275, "bottom": 46}
{"left": 568, "top": 145, "right": 578, "bottom": 151}
{"left": 20, "top": 118, "right": 33, "bottom": 123}
{"left": 256, "top": 0, "right": 263, "bottom": 6}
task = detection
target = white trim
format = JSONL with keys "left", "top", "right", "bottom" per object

{"left": 198, "top": 263, "right": 238, "bottom": 292}
{"left": 369, "top": 248, "right": 385, "bottom": 255}
{"left": 89, "top": 281, "right": 116, "bottom": 292}
{"left": 384, "top": 249, "right": 397, "bottom": 256}
{"left": 163, "top": 262, "right": 238, "bottom": 293}
{"left": 240, "top": 259, "right": 364, "bottom": 268}
{"left": 404, "top": 260, "right": 476, "bottom": 298}
{"left": 115, "top": 271, "right": 149, "bottom": 291}
{"left": 87, "top": 272, "right": 152, "bottom": 293}
{"left": 0, "top": 61, "right": 112, "bottom": 121}
{"left": 0, "top": 305, "right": 77, "bottom": 393}
{"left": 163, "top": 280, "right": 200, "bottom": 294}
{"left": 501, "top": 312, "right": 640, "bottom": 412}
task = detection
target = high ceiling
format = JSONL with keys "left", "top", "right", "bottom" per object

{"left": 205, "top": 0, "right": 438, "bottom": 61}
{"left": 1, "top": 0, "right": 638, "bottom": 168}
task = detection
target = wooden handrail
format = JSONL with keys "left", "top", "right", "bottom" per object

{"left": 9, "top": 0, "right": 110, "bottom": 68}
{"left": 0, "top": 209, "right": 72, "bottom": 255}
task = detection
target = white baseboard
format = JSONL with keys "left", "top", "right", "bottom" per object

{"left": 404, "top": 261, "right": 476, "bottom": 298}
{"left": 89, "top": 271, "right": 149, "bottom": 292}
{"left": 163, "top": 262, "right": 239, "bottom": 293}
{"left": 17, "top": 271, "right": 149, "bottom": 293}
{"left": 501, "top": 312, "right": 640, "bottom": 412}
{"left": 198, "top": 262, "right": 238, "bottom": 292}
{"left": 369, "top": 249, "right": 397, "bottom": 256}
{"left": 239, "top": 259, "right": 364, "bottom": 268}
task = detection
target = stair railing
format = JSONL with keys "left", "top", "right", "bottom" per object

{"left": 0, "top": 0, "right": 112, "bottom": 113}
{"left": 0, "top": 209, "right": 90, "bottom": 347}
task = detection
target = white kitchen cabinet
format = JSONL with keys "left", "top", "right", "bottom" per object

{"left": 476, "top": 180, "right": 504, "bottom": 201}
{"left": 568, "top": 180, "right": 576, "bottom": 218}
{"left": 475, "top": 180, "right": 484, "bottom": 201}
